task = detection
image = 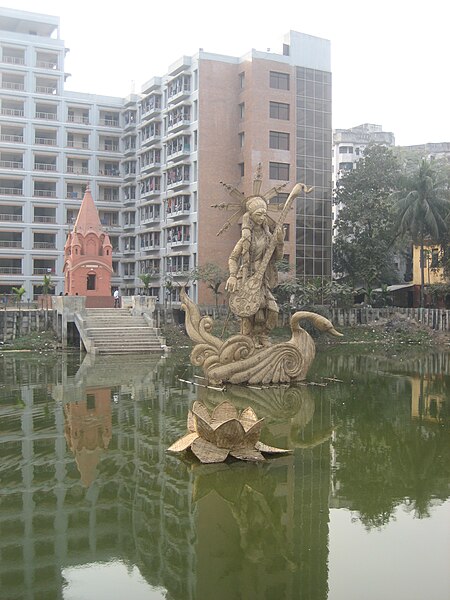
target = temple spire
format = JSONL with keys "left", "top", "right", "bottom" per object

{"left": 73, "top": 186, "right": 103, "bottom": 235}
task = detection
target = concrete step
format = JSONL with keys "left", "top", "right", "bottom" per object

{"left": 95, "top": 345, "right": 162, "bottom": 352}
{"left": 76, "top": 307, "right": 163, "bottom": 354}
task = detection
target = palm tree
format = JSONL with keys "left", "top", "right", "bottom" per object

{"left": 138, "top": 273, "right": 151, "bottom": 295}
{"left": 11, "top": 285, "right": 26, "bottom": 307}
{"left": 393, "top": 160, "right": 450, "bottom": 307}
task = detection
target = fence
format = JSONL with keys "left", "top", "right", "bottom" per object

{"left": 0, "top": 308, "right": 55, "bottom": 342}
{"left": 328, "top": 307, "right": 450, "bottom": 332}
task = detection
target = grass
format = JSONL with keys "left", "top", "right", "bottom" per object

{"left": 164, "top": 313, "right": 448, "bottom": 357}
{"left": 1, "top": 330, "right": 60, "bottom": 352}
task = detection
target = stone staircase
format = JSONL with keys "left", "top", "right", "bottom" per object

{"left": 75, "top": 308, "right": 164, "bottom": 355}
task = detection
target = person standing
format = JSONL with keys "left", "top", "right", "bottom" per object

{"left": 113, "top": 289, "right": 120, "bottom": 308}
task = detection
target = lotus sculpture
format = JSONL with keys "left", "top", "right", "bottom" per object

{"left": 168, "top": 400, "right": 292, "bottom": 463}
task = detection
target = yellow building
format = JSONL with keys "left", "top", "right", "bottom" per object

{"left": 412, "top": 244, "right": 449, "bottom": 307}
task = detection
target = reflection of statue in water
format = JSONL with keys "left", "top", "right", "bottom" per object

{"left": 225, "top": 194, "right": 285, "bottom": 348}
{"left": 181, "top": 165, "right": 342, "bottom": 386}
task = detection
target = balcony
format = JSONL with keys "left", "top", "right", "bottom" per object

{"left": 1, "top": 107, "right": 24, "bottom": 117}
{"left": 0, "top": 186, "right": 22, "bottom": 196}
{"left": 67, "top": 114, "right": 89, "bottom": 125}
{"left": 35, "top": 137, "right": 57, "bottom": 146}
{"left": 0, "top": 211, "right": 22, "bottom": 222}
{"left": 67, "top": 140, "right": 89, "bottom": 150}
{"left": 139, "top": 270, "right": 160, "bottom": 278}
{"left": 167, "top": 205, "right": 190, "bottom": 218}
{"left": 1, "top": 133, "right": 23, "bottom": 143}
{"left": 167, "top": 78, "right": 191, "bottom": 105}
{"left": 35, "top": 162, "right": 57, "bottom": 172}
{"left": 166, "top": 177, "right": 190, "bottom": 191}
{"left": 0, "top": 240, "right": 22, "bottom": 248}
{"left": 34, "top": 190, "right": 57, "bottom": 198}
{"left": 99, "top": 185, "right": 120, "bottom": 202}
{"left": 140, "top": 243, "right": 160, "bottom": 252}
{"left": 0, "top": 160, "right": 23, "bottom": 169}
{"left": 168, "top": 237, "right": 190, "bottom": 247}
{"left": 0, "top": 265, "right": 22, "bottom": 274}
{"left": 36, "top": 60, "right": 58, "bottom": 70}
{"left": 101, "top": 142, "right": 120, "bottom": 152}
{"left": 33, "top": 232, "right": 56, "bottom": 249}
{"left": 2, "top": 55, "right": 25, "bottom": 65}
{"left": 33, "top": 267, "right": 56, "bottom": 275}
{"left": 141, "top": 98, "right": 161, "bottom": 118}
{"left": 1, "top": 81, "right": 24, "bottom": 91}
{"left": 67, "top": 165, "right": 89, "bottom": 175}
{"left": 98, "top": 169, "right": 120, "bottom": 177}
{"left": 36, "top": 85, "right": 57, "bottom": 95}
{"left": 141, "top": 213, "right": 160, "bottom": 225}
{"left": 33, "top": 241, "right": 56, "bottom": 250}
{"left": 167, "top": 107, "right": 191, "bottom": 134}
{"left": 167, "top": 267, "right": 190, "bottom": 277}
{"left": 99, "top": 118, "right": 120, "bottom": 127}
{"left": 124, "top": 143, "right": 136, "bottom": 156}
{"left": 35, "top": 111, "right": 57, "bottom": 120}
{"left": 33, "top": 215, "right": 56, "bottom": 224}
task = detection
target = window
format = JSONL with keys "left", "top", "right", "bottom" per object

{"left": 269, "top": 101, "right": 289, "bottom": 120}
{"left": 269, "top": 131, "right": 289, "bottom": 150}
{"left": 431, "top": 249, "right": 439, "bottom": 268}
{"left": 270, "top": 71, "right": 290, "bottom": 90}
{"left": 239, "top": 72, "right": 245, "bottom": 89}
{"left": 87, "top": 274, "right": 96, "bottom": 290}
{"left": 271, "top": 192, "right": 289, "bottom": 205}
{"left": 269, "top": 162, "right": 289, "bottom": 180}
{"left": 239, "top": 162, "right": 244, "bottom": 177}
{"left": 239, "top": 132, "right": 245, "bottom": 148}
{"left": 239, "top": 102, "right": 245, "bottom": 119}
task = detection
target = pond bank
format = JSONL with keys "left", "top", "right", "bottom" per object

{"left": 1, "top": 313, "right": 448, "bottom": 355}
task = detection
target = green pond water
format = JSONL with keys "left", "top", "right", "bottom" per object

{"left": 0, "top": 347, "right": 449, "bottom": 600}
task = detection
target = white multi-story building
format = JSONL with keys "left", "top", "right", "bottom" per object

{"left": 0, "top": 8, "right": 128, "bottom": 299}
{"left": 332, "top": 123, "right": 395, "bottom": 228}
{"left": 1, "top": 7, "right": 333, "bottom": 303}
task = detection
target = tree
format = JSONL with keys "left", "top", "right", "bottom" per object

{"left": 333, "top": 145, "right": 402, "bottom": 289}
{"left": 42, "top": 274, "right": 54, "bottom": 296}
{"left": 138, "top": 273, "right": 151, "bottom": 295}
{"left": 11, "top": 286, "right": 26, "bottom": 338}
{"left": 190, "top": 262, "right": 228, "bottom": 308}
{"left": 275, "top": 277, "right": 353, "bottom": 310}
{"left": 11, "top": 286, "right": 26, "bottom": 306}
{"left": 41, "top": 275, "right": 55, "bottom": 327}
{"left": 392, "top": 160, "right": 450, "bottom": 307}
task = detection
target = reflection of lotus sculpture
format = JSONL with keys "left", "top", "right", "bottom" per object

{"left": 168, "top": 400, "right": 292, "bottom": 463}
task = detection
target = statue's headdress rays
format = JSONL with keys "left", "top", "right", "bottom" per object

{"left": 212, "top": 163, "right": 290, "bottom": 236}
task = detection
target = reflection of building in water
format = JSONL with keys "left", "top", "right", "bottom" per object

{"left": 410, "top": 375, "right": 447, "bottom": 423}
{"left": 0, "top": 354, "right": 335, "bottom": 600}
{"left": 64, "top": 387, "right": 112, "bottom": 486}
{"left": 0, "top": 353, "right": 197, "bottom": 600}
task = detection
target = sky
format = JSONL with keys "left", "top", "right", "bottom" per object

{"left": 2, "top": 0, "right": 449, "bottom": 146}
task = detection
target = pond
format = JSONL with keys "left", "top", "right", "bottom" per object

{"left": 0, "top": 347, "right": 449, "bottom": 600}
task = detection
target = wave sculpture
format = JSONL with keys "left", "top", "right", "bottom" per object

{"left": 180, "top": 288, "right": 342, "bottom": 386}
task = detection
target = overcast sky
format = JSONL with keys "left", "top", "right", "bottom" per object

{"left": 2, "top": 0, "right": 448, "bottom": 146}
